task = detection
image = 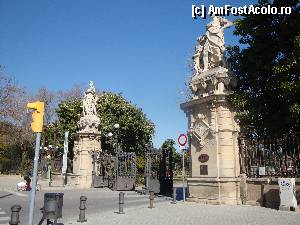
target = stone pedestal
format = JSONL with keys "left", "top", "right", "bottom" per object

{"left": 72, "top": 132, "right": 101, "bottom": 188}
{"left": 181, "top": 66, "right": 241, "bottom": 204}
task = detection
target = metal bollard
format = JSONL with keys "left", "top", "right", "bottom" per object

{"left": 77, "top": 196, "right": 87, "bottom": 223}
{"left": 148, "top": 191, "right": 155, "bottom": 209}
{"left": 171, "top": 187, "right": 177, "bottom": 204}
{"left": 118, "top": 192, "right": 125, "bottom": 214}
{"left": 9, "top": 205, "right": 21, "bottom": 225}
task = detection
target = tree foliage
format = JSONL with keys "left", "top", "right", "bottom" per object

{"left": 227, "top": 0, "right": 300, "bottom": 136}
{"left": 0, "top": 68, "right": 34, "bottom": 173}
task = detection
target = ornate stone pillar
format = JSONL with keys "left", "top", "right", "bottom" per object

{"left": 72, "top": 81, "right": 101, "bottom": 188}
{"left": 180, "top": 16, "right": 241, "bottom": 204}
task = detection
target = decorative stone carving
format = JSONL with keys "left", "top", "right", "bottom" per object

{"left": 192, "top": 15, "right": 233, "bottom": 76}
{"left": 190, "top": 16, "right": 235, "bottom": 98}
{"left": 77, "top": 81, "right": 100, "bottom": 134}
{"left": 190, "top": 66, "right": 235, "bottom": 98}
{"left": 189, "top": 113, "right": 213, "bottom": 148}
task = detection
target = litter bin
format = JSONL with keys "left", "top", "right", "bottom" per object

{"left": 43, "top": 193, "right": 64, "bottom": 220}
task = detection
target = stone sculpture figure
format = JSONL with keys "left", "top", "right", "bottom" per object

{"left": 193, "top": 15, "right": 233, "bottom": 75}
{"left": 203, "top": 15, "right": 232, "bottom": 71}
{"left": 192, "top": 36, "right": 206, "bottom": 75}
{"left": 76, "top": 81, "right": 101, "bottom": 134}
{"left": 83, "top": 81, "right": 98, "bottom": 116}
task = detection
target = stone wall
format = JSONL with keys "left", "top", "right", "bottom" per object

{"left": 244, "top": 178, "right": 300, "bottom": 209}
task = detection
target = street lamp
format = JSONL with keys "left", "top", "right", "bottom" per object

{"left": 113, "top": 124, "right": 120, "bottom": 191}
{"left": 114, "top": 124, "right": 120, "bottom": 152}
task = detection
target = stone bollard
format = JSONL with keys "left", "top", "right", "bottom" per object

{"left": 118, "top": 192, "right": 125, "bottom": 214}
{"left": 77, "top": 196, "right": 87, "bottom": 223}
{"left": 171, "top": 187, "right": 177, "bottom": 204}
{"left": 148, "top": 191, "right": 155, "bottom": 209}
{"left": 9, "top": 205, "right": 21, "bottom": 225}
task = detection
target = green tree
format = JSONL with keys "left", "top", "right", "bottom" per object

{"left": 45, "top": 92, "right": 155, "bottom": 157}
{"left": 227, "top": 0, "right": 300, "bottom": 137}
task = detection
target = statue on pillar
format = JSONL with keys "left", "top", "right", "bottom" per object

{"left": 181, "top": 16, "right": 241, "bottom": 205}
{"left": 72, "top": 81, "right": 102, "bottom": 188}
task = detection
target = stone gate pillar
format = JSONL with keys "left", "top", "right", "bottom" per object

{"left": 180, "top": 16, "right": 241, "bottom": 204}
{"left": 72, "top": 81, "right": 101, "bottom": 188}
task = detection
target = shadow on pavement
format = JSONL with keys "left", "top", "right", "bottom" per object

{"left": 0, "top": 193, "right": 13, "bottom": 199}
{"left": 38, "top": 218, "right": 64, "bottom": 225}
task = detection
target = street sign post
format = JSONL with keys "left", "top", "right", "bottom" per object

{"left": 62, "top": 131, "right": 69, "bottom": 185}
{"left": 177, "top": 134, "right": 188, "bottom": 202}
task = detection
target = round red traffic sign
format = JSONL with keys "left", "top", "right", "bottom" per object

{"left": 178, "top": 134, "right": 187, "bottom": 146}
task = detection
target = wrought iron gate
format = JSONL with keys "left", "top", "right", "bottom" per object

{"left": 145, "top": 147, "right": 173, "bottom": 194}
{"left": 92, "top": 152, "right": 114, "bottom": 188}
{"left": 113, "top": 150, "right": 136, "bottom": 191}
{"left": 145, "top": 148, "right": 161, "bottom": 193}
{"left": 92, "top": 150, "right": 136, "bottom": 191}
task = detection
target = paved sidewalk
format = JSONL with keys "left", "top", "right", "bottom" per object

{"left": 63, "top": 202, "right": 300, "bottom": 225}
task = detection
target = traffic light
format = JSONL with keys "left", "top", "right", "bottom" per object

{"left": 27, "top": 101, "right": 45, "bottom": 132}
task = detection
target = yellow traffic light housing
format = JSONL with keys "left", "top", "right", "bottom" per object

{"left": 27, "top": 101, "right": 45, "bottom": 132}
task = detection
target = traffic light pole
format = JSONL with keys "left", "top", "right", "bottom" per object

{"left": 28, "top": 132, "right": 41, "bottom": 225}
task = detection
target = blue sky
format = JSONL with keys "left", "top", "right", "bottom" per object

{"left": 0, "top": 0, "right": 255, "bottom": 149}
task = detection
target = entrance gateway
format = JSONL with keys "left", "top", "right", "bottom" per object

{"left": 180, "top": 16, "right": 241, "bottom": 204}
{"left": 92, "top": 150, "right": 136, "bottom": 191}
{"left": 70, "top": 81, "right": 174, "bottom": 191}
{"left": 144, "top": 146, "right": 173, "bottom": 195}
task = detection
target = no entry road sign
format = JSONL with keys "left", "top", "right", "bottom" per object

{"left": 178, "top": 134, "right": 187, "bottom": 147}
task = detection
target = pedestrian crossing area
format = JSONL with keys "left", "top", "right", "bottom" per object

{"left": 0, "top": 208, "right": 10, "bottom": 224}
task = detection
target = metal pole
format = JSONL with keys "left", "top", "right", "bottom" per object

{"left": 62, "top": 131, "right": 69, "bottom": 186}
{"left": 115, "top": 133, "right": 118, "bottom": 191}
{"left": 118, "top": 192, "right": 125, "bottom": 214}
{"left": 145, "top": 152, "right": 149, "bottom": 192}
{"left": 171, "top": 187, "right": 177, "bottom": 204}
{"left": 182, "top": 148, "right": 185, "bottom": 202}
{"left": 28, "top": 132, "right": 41, "bottom": 225}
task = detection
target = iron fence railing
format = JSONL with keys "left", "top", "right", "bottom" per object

{"left": 239, "top": 134, "right": 300, "bottom": 178}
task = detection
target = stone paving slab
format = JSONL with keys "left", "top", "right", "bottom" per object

{"left": 63, "top": 202, "right": 300, "bottom": 225}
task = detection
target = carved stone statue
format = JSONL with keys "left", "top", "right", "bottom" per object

{"left": 77, "top": 81, "right": 100, "bottom": 134}
{"left": 83, "top": 81, "right": 98, "bottom": 117}
{"left": 193, "top": 15, "right": 233, "bottom": 75}
{"left": 192, "top": 36, "right": 206, "bottom": 75}
{"left": 189, "top": 16, "right": 235, "bottom": 97}
{"left": 204, "top": 16, "right": 232, "bottom": 71}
